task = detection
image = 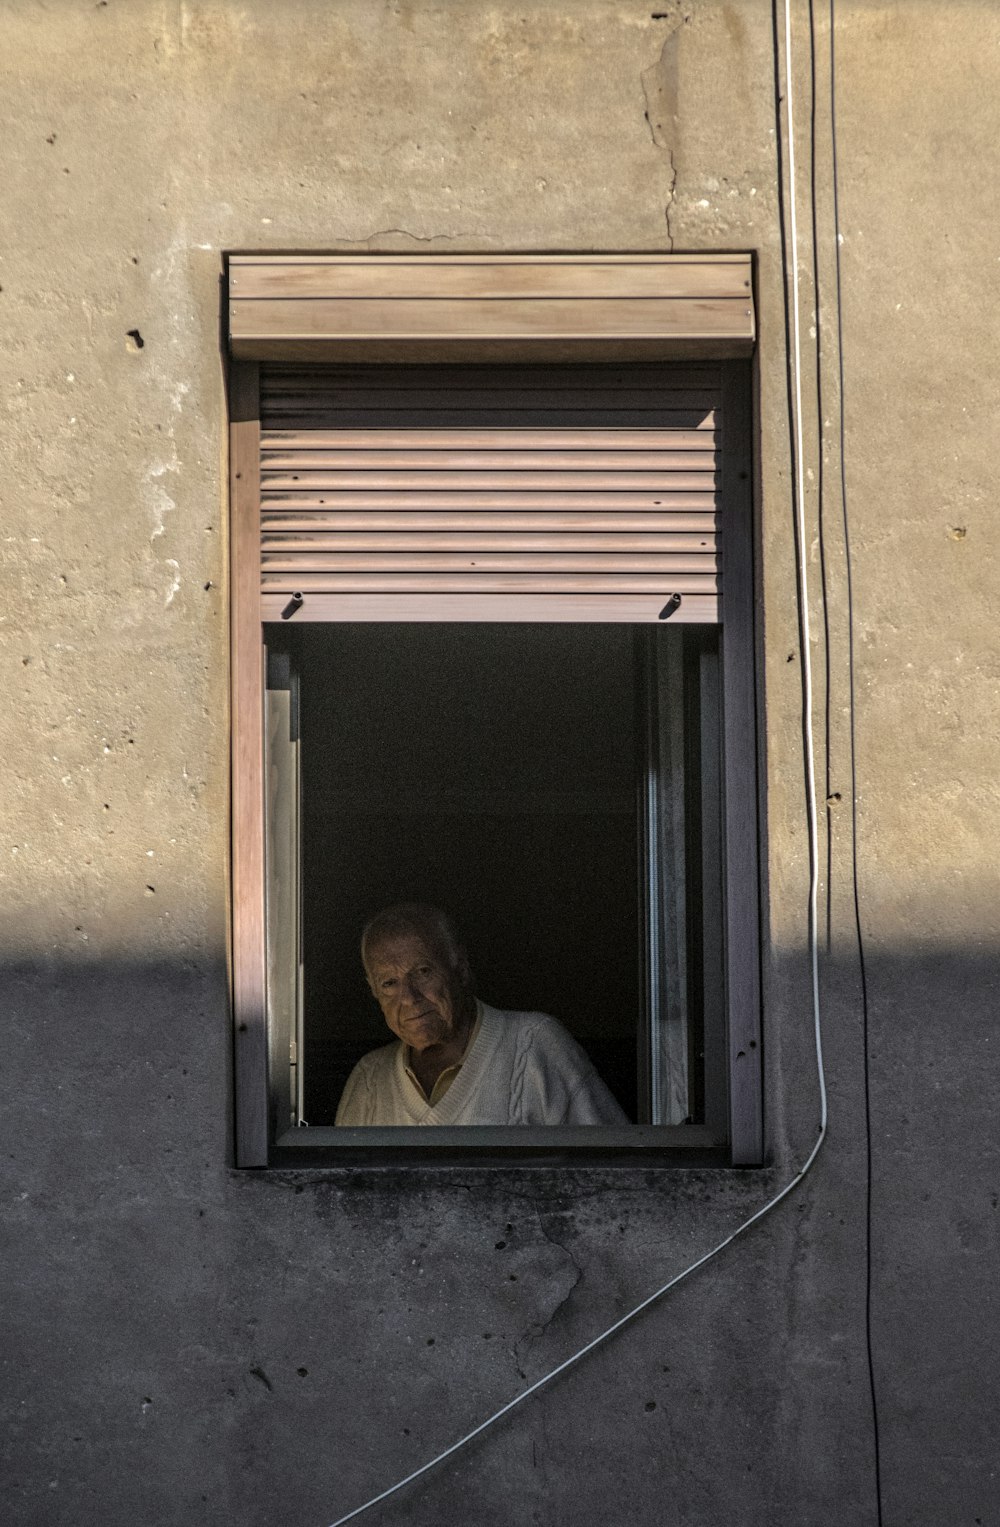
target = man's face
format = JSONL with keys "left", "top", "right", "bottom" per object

{"left": 365, "top": 932, "right": 472, "bottom": 1054}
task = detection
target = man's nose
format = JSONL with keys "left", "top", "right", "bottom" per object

{"left": 400, "top": 975, "right": 422, "bottom": 1006}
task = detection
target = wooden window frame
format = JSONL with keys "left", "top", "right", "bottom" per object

{"left": 227, "top": 254, "right": 761, "bottom": 1169}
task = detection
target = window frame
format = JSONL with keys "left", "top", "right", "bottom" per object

{"left": 227, "top": 256, "right": 761, "bottom": 1169}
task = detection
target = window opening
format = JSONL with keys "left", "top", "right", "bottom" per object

{"left": 266, "top": 620, "right": 723, "bottom": 1131}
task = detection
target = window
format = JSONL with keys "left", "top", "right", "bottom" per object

{"left": 228, "top": 255, "right": 761, "bottom": 1166}
{"left": 269, "top": 618, "right": 725, "bottom": 1130}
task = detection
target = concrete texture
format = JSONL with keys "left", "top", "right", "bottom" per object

{"left": 2, "top": 2, "right": 998, "bottom": 1523}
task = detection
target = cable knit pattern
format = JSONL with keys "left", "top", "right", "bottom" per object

{"left": 507, "top": 1024, "right": 533, "bottom": 1124}
{"left": 336, "top": 1002, "right": 628, "bottom": 1127}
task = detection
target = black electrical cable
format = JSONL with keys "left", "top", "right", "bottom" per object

{"left": 827, "top": 3, "right": 884, "bottom": 1521}
{"left": 774, "top": 3, "right": 881, "bottom": 1521}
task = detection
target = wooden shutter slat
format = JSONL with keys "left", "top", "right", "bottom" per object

{"left": 259, "top": 591, "right": 720, "bottom": 623}
{"left": 261, "top": 499, "right": 715, "bottom": 520}
{"left": 262, "top": 552, "right": 716, "bottom": 573}
{"left": 263, "top": 451, "right": 714, "bottom": 472}
{"left": 261, "top": 512, "right": 717, "bottom": 532}
{"left": 262, "top": 533, "right": 715, "bottom": 553}
{"left": 257, "top": 362, "right": 725, "bottom": 620}
{"left": 261, "top": 572, "right": 720, "bottom": 593}
{"left": 261, "top": 428, "right": 716, "bottom": 449}
{"left": 260, "top": 493, "right": 716, "bottom": 511}
{"left": 261, "top": 471, "right": 714, "bottom": 492}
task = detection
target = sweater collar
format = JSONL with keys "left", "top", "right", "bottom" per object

{"left": 392, "top": 1001, "right": 503, "bottom": 1125}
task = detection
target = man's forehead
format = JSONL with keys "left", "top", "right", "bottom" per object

{"left": 366, "top": 931, "right": 443, "bottom": 972}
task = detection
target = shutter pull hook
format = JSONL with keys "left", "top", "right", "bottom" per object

{"left": 281, "top": 592, "right": 304, "bottom": 620}
{"left": 658, "top": 593, "right": 682, "bottom": 620}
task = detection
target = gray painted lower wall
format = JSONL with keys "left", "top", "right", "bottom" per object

{"left": 3, "top": 3, "right": 999, "bottom": 1524}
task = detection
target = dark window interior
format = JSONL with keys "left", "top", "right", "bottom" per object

{"left": 296, "top": 623, "right": 641, "bottom": 1122}
{"left": 268, "top": 620, "right": 721, "bottom": 1129}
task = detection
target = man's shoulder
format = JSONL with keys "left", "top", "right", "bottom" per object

{"left": 350, "top": 1038, "right": 402, "bottom": 1076}
{"left": 336, "top": 1038, "right": 402, "bottom": 1126}
{"left": 484, "top": 1005, "right": 578, "bottom": 1052}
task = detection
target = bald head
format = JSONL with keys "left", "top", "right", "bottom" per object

{"left": 360, "top": 903, "right": 470, "bottom": 986}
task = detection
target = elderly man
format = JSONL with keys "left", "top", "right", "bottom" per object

{"left": 335, "top": 903, "right": 628, "bottom": 1126}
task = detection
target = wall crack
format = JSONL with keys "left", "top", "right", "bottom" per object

{"left": 641, "top": 11, "right": 688, "bottom": 248}
{"left": 512, "top": 1212, "right": 584, "bottom": 1380}
{"left": 338, "top": 229, "right": 466, "bottom": 246}
{"left": 664, "top": 146, "right": 677, "bottom": 247}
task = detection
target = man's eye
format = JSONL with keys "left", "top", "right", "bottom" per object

{"left": 380, "top": 979, "right": 397, "bottom": 992}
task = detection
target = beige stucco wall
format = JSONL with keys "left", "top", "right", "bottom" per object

{"left": 3, "top": 4, "right": 998, "bottom": 1524}
{"left": 6, "top": 2, "right": 996, "bottom": 961}
{"left": 2, "top": 2, "right": 775, "bottom": 963}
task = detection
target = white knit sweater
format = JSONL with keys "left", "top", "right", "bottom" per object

{"left": 335, "top": 1002, "right": 628, "bottom": 1126}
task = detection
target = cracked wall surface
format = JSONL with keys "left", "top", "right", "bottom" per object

{"left": 3, "top": 3, "right": 1000, "bottom": 1525}
{"left": 640, "top": 10, "right": 686, "bottom": 243}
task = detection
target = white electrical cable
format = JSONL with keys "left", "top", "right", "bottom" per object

{"left": 325, "top": 8, "right": 826, "bottom": 1521}
{"left": 783, "top": 0, "right": 828, "bottom": 1152}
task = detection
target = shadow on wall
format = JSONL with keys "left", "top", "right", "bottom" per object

{"left": 3, "top": 940, "right": 998, "bottom": 1166}
{"left": 4, "top": 953, "right": 233, "bottom": 1167}
{"left": 2, "top": 945, "right": 999, "bottom": 1526}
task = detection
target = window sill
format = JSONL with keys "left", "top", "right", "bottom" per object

{"left": 269, "top": 1123, "right": 732, "bottom": 1169}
